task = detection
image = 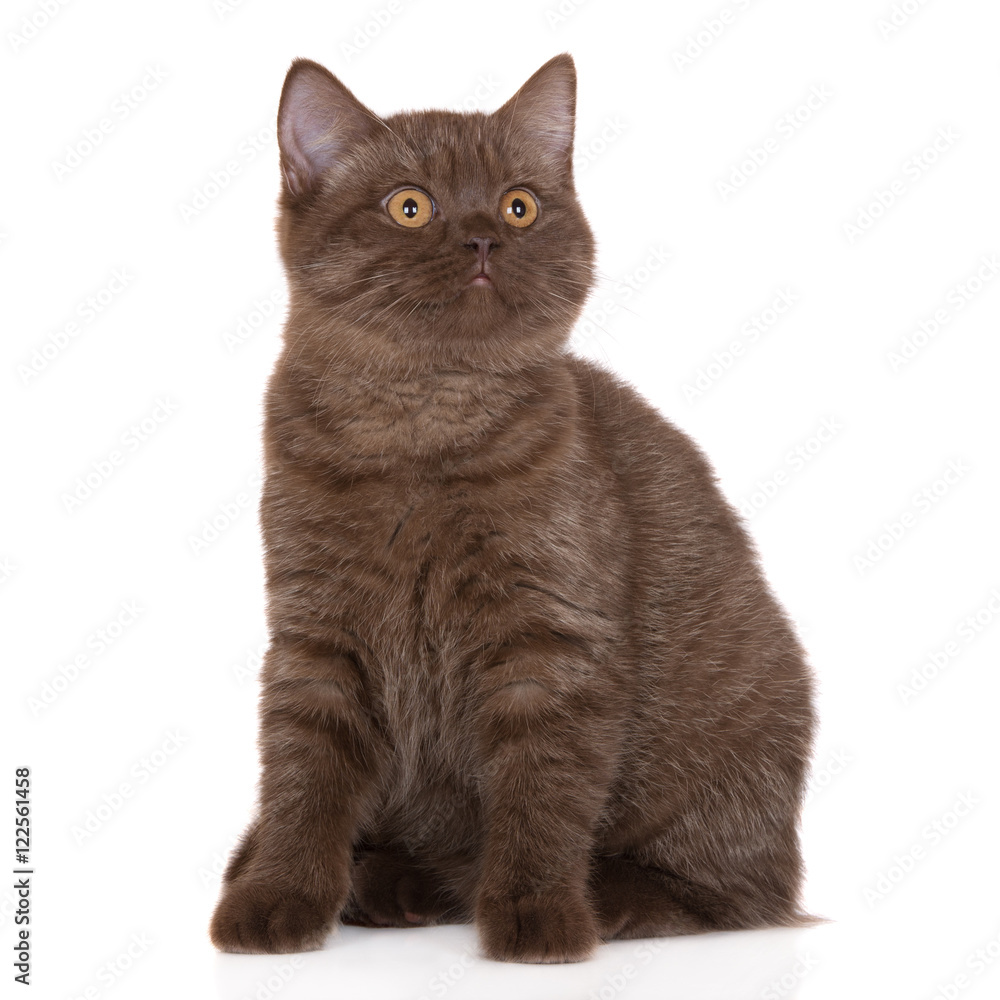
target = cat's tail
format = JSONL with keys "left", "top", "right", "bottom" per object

{"left": 784, "top": 909, "right": 832, "bottom": 928}
{"left": 591, "top": 855, "right": 831, "bottom": 941}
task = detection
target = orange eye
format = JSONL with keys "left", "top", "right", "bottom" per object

{"left": 386, "top": 188, "right": 434, "bottom": 228}
{"left": 500, "top": 188, "right": 538, "bottom": 228}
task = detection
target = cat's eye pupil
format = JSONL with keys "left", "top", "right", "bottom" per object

{"left": 403, "top": 198, "right": 419, "bottom": 218}
{"left": 511, "top": 198, "right": 526, "bottom": 218}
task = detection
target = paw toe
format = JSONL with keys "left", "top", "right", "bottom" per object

{"left": 210, "top": 882, "right": 333, "bottom": 954}
{"left": 477, "top": 891, "right": 597, "bottom": 964}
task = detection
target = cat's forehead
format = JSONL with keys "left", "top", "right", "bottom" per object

{"left": 378, "top": 111, "right": 543, "bottom": 198}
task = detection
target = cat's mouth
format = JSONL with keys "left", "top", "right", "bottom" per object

{"left": 428, "top": 265, "right": 503, "bottom": 307}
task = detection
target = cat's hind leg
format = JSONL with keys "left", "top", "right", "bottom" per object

{"left": 590, "top": 854, "right": 816, "bottom": 941}
{"left": 342, "top": 846, "right": 468, "bottom": 928}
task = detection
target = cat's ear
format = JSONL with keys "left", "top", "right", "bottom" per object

{"left": 494, "top": 54, "right": 577, "bottom": 172}
{"left": 277, "top": 59, "right": 381, "bottom": 200}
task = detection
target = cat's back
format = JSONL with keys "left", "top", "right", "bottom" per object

{"left": 564, "top": 353, "right": 747, "bottom": 545}
{"left": 564, "top": 352, "right": 801, "bottom": 677}
{"left": 564, "top": 355, "right": 812, "bottom": 827}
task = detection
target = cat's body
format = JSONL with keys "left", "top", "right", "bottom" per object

{"left": 210, "top": 55, "right": 816, "bottom": 963}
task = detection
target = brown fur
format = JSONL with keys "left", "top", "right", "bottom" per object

{"left": 209, "top": 54, "right": 817, "bottom": 964}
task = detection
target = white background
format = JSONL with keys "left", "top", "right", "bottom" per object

{"left": 3, "top": 0, "right": 999, "bottom": 998}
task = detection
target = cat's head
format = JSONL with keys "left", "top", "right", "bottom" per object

{"left": 276, "top": 55, "right": 595, "bottom": 371}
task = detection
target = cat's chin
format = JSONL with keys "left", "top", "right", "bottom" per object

{"left": 378, "top": 290, "right": 568, "bottom": 363}
{"left": 446, "top": 278, "right": 500, "bottom": 302}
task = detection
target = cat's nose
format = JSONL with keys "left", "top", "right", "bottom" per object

{"left": 465, "top": 236, "right": 499, "bottom": 269}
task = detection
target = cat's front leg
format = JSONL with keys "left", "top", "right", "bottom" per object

{"left": 470, "top": 643, "right": 621, "bottom": 964}
{"left": 210, "top": 635, "right": 386, "bottom": 954}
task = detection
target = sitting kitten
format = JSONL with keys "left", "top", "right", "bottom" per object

{"left": 209, "top": 54, "right": 817, "bottom": 964}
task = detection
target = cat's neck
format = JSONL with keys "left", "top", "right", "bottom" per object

{"left": 268, "top": 313, "right": 577, "bottom": 477}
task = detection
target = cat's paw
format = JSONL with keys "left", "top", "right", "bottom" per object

{"left": 210, "top": 880, "right": 336, "bottom": 954}
{"left": 342, "top": 848, "right": 466, "bottom": 928}
{"left": 476, "top": 889, "right": 598, "bottom": 964}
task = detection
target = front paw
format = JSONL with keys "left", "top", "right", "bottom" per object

{"left": 477, "top": 889, "right": 598, "bottom": 964}
{"left": 210, "top": 880, "right": 337, "bottom": 954}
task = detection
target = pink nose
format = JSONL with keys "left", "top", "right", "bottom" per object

{"left": 465, "top": 237, "right": 498, "bottom": 269}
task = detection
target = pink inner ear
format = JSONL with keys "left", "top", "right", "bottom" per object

{"left": 278, "top": 62, "right": 376, "bottom": 198}
{"left": 494, "top": 55, "right": 577, "bottom": 168}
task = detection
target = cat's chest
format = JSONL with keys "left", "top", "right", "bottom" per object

{"left": 322, "top": 371, "right": 508, "bottom": 464}
{"left": 323, "top": 471, "right": 511, "bottom": 661}
{"left": 333, "top": 476, "right": 510, "bottom": 763}
{"left": 350, "top": 474, "right": 507, "bottom": 615}
{"left": 267, "top": 367, "right": 587, "bottom": 728}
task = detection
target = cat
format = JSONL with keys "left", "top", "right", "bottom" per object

{"left": 209, "top": 53, "right": 817, "bottom": 964}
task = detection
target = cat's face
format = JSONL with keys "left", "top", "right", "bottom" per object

{"left": 276, "top": 56, "right": 595, "bottom": 369}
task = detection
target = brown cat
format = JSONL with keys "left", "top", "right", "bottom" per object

{"left": 209, "top": 53, "right": 817, "bottom": 964}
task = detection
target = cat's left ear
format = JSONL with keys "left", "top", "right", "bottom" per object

{"left": 278, "top": 58, "right": 382, "bottom": 200}
{"left": 493, "top": 54, "right": 577, "bottom": 173}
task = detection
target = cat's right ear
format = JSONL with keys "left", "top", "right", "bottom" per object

{"left": 494, "top": 54, "right": 578, "bottom": 174}
{"left": 277, "top": 59, "right": 380, "bottom": 200}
